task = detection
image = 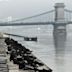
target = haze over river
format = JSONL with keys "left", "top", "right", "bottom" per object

{"left": 0, "top": 24, "right": 72, "bottom": 72}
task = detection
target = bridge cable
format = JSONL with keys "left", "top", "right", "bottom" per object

{"left": 8, "top": 10, "right": 55, "bottom": 23}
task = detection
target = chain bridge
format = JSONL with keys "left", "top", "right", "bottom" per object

{"left": 1, "top": 3, "right": 72, "bottom": 37}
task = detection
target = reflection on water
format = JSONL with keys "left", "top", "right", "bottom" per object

{"left": 53, "top": 29, "right": 66, "bottom": 72}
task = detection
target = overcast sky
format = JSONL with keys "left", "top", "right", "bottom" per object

{"left": 0, "top": 0, "right": 72, "bottom": 20}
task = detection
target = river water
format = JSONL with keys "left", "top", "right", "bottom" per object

{"left": 0, "top": 25, "right": 72, "bottom": 72}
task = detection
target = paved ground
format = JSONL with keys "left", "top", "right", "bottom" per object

{"left": 0, "top": 38, "right": 34, "bottom": 72}
{"left": 0, "top": 33, "right": 52, "bottom": 72}
{"left": 0, "top": 38, "right": 8, "bottom": 72}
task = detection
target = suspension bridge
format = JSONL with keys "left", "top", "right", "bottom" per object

{"left": 0, "top": 3, "right": 72, "bottom": 26}
{"left": 0, "top": 3, "right": 71, "bottom": 38}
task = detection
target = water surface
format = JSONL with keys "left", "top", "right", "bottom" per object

{"left": 0, "top": 25, "right": 72, "bottom": 72}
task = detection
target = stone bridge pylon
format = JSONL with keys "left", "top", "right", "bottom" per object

{"left": 54, "top": 3, "right": 66, "bottom": 36}
{"left": 53, "top": 3, "right": 67, "bottom": 48}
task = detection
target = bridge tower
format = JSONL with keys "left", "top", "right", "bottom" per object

{"left": 54, "top": 3, "right": 66, "bottom": 34}
{"left": 53, "top": 3, "right": 66, "bottom": 48}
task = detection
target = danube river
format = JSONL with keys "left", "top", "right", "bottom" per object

{"left": 0, "top": 24, "right": 72, "bottom": 72}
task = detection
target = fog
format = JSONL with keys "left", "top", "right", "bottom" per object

{"left": 0, "top": 0, "right": 72, "bottom": 19}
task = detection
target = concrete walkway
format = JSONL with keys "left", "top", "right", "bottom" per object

{"left": 0, "top": 38, "right": 32, "bottom": 72}
{"left": 0, "top": 38, "right": 8, "bottom": 72}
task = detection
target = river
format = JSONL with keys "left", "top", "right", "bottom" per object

{"left": 0, "top": 24, "right": 72, "bottom": 72}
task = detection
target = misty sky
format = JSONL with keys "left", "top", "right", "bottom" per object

{"left": 0, "top": 0, "right": 72, "bottom": 20}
